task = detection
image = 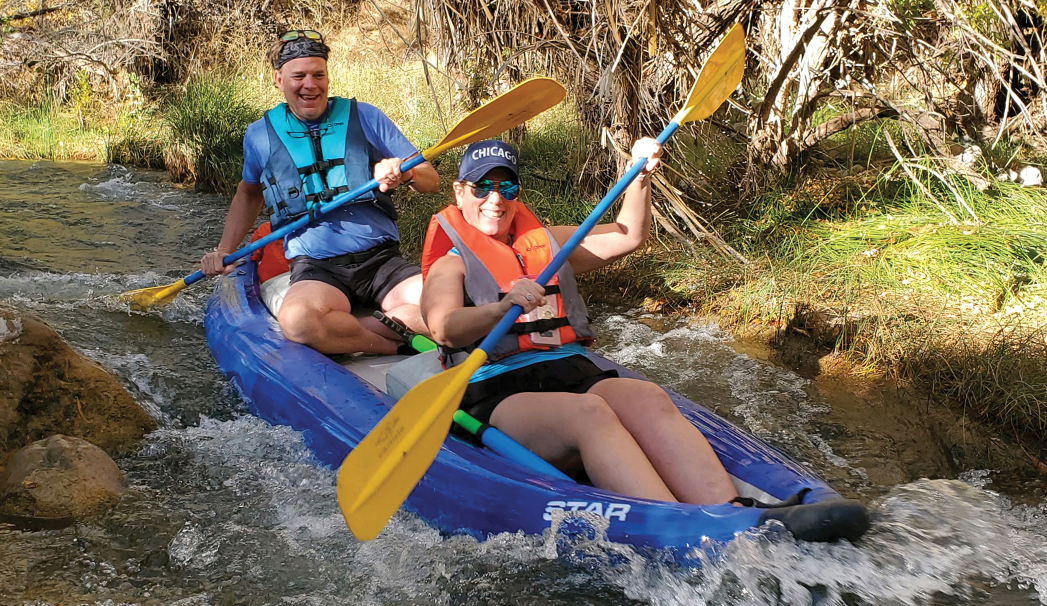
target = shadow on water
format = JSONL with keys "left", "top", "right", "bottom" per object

{"left": 1, "top": 161, "right": 1045, "bottom": 605}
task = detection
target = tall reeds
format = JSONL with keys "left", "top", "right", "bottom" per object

{"left": 162, "top": 74, "right": 262, "bottom": 194}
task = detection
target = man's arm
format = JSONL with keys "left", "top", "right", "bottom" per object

{"left": 358, "top": 102, "right": 441, "bottom": 194}
{"left": 407, "top": 159, "right": 440, "bottom": 192}
{"left": 373, "top": 156, "right": 440, "bottom": 193}
{"left": 200, "top": 180, "right": 266, "bottom": 276}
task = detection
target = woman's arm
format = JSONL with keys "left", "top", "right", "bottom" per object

{"left": 548, "top": 138, "right": 661, "bottom": 274}
{"left": 422, "top": 255, "right": 548, "bottom": 348}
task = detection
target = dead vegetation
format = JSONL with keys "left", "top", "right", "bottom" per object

{"left": 416, "top": 0, "right": 1047, "bottom": 247}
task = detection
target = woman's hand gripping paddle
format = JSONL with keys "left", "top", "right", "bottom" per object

{"left": 114, "top": 78, "right": 568, "bottom": 311}
{"left": 336, "top": 24, "right": 746, "bottom": 541}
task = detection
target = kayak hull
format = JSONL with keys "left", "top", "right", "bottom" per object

{"left": 204, "top": 263, "right": 851, "bottom": 558}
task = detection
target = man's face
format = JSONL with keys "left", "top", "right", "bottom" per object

{"left": 274, "top": 56, "right": 329, "bottom": 122}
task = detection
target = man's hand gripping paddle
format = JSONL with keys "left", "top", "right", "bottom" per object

{"left": 114, "top": 78, "right": 567, "bottom": 311}
{"left": 336, "top": 24, "right": 746, "bottom": 541}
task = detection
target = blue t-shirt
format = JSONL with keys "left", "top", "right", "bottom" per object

{"left": 242, "top": 100, "right": 419, "bottom": 259}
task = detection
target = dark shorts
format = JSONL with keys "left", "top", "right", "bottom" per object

{"left": 460, "top": 354, "right": 619, "bottom": 426}
{"left": 288, "top": 241, "right": 421, "bottom": 308}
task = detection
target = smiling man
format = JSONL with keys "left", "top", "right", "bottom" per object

{"left": 201, "top": 29, "right": 439, "bottom": 355}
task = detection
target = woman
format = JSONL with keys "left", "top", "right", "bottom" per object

{"left": 420, "top": 139, "right": 737, "bottom": 505}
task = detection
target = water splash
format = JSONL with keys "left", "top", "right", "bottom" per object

{"left": 592, "top": 479, "right": 1046, "bottom": 605}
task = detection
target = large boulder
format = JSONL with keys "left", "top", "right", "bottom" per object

{"left": 0, "top": 305, "right": 156, "bottom": 522}
{"left": 0, "top": 304, "right": 156, "bottom": 458}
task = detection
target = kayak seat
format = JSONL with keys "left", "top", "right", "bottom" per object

{"left": 385, "top": 350, "right": 443, "bottom": 400}
{"left": 260, "top": 271, "right": 293, "bottom": 316}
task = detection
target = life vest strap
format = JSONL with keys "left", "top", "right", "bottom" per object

{"left": 496, "top": 284, "right": 562, "bottom": 300}
{"left": 305, "top": 185, "right": 350, "bottom": 205}
{"left": 298, "top": 158, "right": 345, "bottom": 177}
{"left": 508, "top": 317, "right": 571, "bottom": 334}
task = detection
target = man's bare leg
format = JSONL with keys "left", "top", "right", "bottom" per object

{"left": 278, "top": 280, "right": 399, "bottom": 355}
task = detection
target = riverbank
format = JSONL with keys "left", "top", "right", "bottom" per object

{"left": 3, "top": 29, "right": 1045, "bottom": 462}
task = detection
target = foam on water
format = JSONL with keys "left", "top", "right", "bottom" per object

{"left": 0, "top": 269, "right": 212, "bottom": 326}
{"left": 592, "top": 479, "right": 1047, "bottom": 605}
{"left": 593, "top": 313, "right": 733, "bottom": 391}
{"left": 128, "top": 415, "right": 590, "bottom": 605}
{"left": 77, "top": 165, "right": 222, "bottom": 211}
{"left": 78, "top": 349, "right": 172, "bottom": 423}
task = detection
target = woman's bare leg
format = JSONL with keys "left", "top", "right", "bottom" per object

{"left": 490, "top": 392, "right": 677, "bottom": 501}
{"left": 588, "top": 378, "right": 738, "bottom": 505}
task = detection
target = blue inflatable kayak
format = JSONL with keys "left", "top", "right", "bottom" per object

{"left": 204, "top": 262, "right": 868, "bottom": 559}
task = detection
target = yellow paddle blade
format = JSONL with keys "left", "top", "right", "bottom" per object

{"left": 112, "top": 279, "right": 188, "bottom": 312}
{"left": 423, "top": 77, "right": 567, "bottom": 160}
{"left": 677, "top": 24, "right": 746, "bottom": 124}
{"left": 337, "top": 349, "right": 488, "bottom": 540}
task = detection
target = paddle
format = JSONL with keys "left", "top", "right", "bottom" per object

{"left": 336, "top": 24, "right": 746, "bottom": 541}
{"left": 398, "top": 331, "right": 574, "bottom": 482}
{"left": 116, "top": 77, "right": 568, "bottom": 311}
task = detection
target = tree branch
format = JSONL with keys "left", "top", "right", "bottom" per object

{"left": 798, "top": 106, "right": 900, "bottom": 150}
{"left": 755, "top": 7, "right": 831, "bottom": 127}
{"left": 1, "top": 4, "right": 70, "bottom": 25}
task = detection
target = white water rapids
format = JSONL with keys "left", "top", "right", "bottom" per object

{"left": 0, "top": 160, "right": 1044, "bottom": 605}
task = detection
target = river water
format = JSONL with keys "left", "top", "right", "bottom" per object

{"left": 1, "top": 160, "right": 1045, "bottom": 606}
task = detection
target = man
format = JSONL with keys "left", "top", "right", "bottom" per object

{"left": 201, "top": 29, "right": 439, "bottom": 355}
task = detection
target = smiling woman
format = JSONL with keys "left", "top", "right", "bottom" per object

{"left": 452, "top": 140, "right": 523, "bottom": 239}
{"left": 413, "top": 137, "right": 752, "bottom": 509}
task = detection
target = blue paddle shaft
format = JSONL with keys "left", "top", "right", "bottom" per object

{"left": 183, "top": 155, "right": 428, "bottom": 287}
{"left": 477, "top": 122, "right": 680, "bottom": 353}
{"left": 479, "top": 427, "right": 573, "bottom": 481}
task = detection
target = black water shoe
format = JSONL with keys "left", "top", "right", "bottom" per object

{"left": 734, "top": 489, "right": 871, "bottom": 543}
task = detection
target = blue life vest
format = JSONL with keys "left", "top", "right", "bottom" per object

{"left": 259, "top": 97, "right": 396, "bottom": 228}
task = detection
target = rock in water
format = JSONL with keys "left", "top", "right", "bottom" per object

{"left": 0, "top": 304, "right": 156, "bottom": 458}
{"left": 0, "top": 435, "right": 126, "bottom": 520}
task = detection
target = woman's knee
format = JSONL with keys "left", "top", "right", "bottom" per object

{"left": 605, "top": 379, "right": 680, "bottom": 421}
{"left": 642, "top": 386, "right": 681, "bottom": 420}
{"left": 572, "top": 393, "right": 623, "bottom": 431}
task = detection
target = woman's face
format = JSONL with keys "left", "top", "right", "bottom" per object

{"left": 453, "top": 167, "right": 519, "bottom": 242}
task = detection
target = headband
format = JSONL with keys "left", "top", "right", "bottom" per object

{"left": 275, "top": 38, "right": 330, "bottom": 69}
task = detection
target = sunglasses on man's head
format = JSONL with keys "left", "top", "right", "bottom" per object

{"left": 280, "top": 30, "right": 324, "bottom": 43}
{"left": 465, "top": 179, "right": 521, "bottom": 201}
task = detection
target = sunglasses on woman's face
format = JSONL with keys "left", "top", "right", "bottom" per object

{"left": 280, "top": 30, "right": 324, "bottom": 43}
{"left": 465, "top": 179, "right": 521, "bottom": 201}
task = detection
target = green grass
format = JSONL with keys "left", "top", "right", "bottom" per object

{"left": 699, "top": 166, "right": 1047, "bottom": 437}
{"left": 0, "top": 100, "right": 108, "bottom": 160}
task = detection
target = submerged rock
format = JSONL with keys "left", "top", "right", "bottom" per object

{"left": 0, "top": 435, "right": 126, "bottom": 521}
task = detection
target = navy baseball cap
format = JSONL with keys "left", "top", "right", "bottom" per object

{"left": 458, "top": 140, "right": 520, "bottom": 183}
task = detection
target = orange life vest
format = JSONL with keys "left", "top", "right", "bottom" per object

{"left": 421, "top": 204, "right": 595, "bottom": 366}
{"left": 249, "top": 222, "right": 291, "bottom": 283}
